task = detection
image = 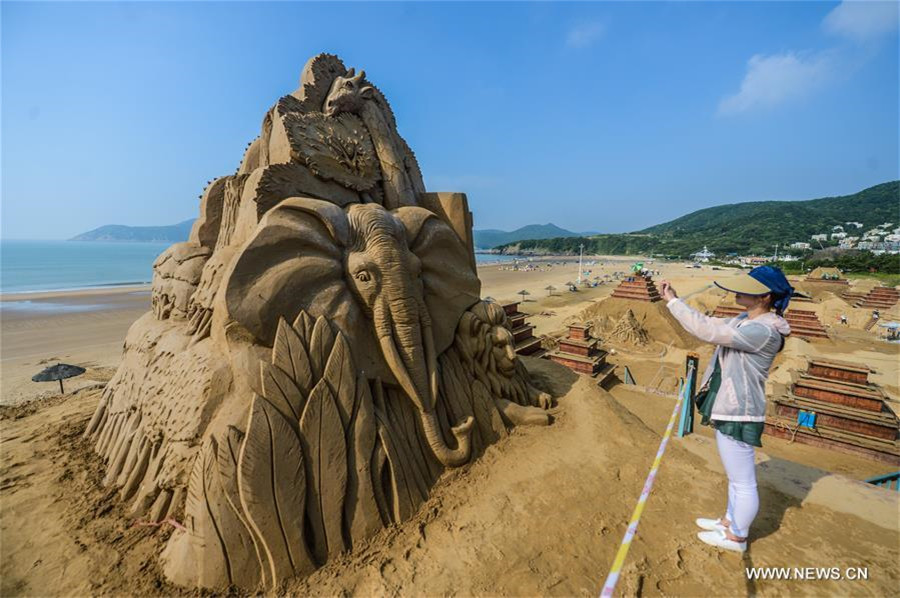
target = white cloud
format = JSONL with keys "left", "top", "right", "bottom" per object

{"left": 566, "top": 21, "right": 606, "bottom": 48}
{"left": 718, "top": 51, "right": 837, "bottom": 115}
{"left": 718, "top": 1, "right": 896, "bottom": 116}
{"left": 823, "top": 0, "right": 899, "bottom": 42}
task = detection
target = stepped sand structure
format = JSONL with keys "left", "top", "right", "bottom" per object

{"left": 712, "top": 304, "right": 828, "bottom": 339}
{"left": 610, "top": 275, "right": 662, "bottom": 302}
{"left": 548, "top": 324, "right": 615, "bottom": 384}
{"left": 765, "top": 358, "right": 900, "bottom": 464}
{"left": 502, "top": 302, "right": 544, "bottom": 357}
{"left": 855, "top": 286, "right": 900, "bottom": 310}
{"left": 840, "top": 289, "right": 868, "bottom": 304}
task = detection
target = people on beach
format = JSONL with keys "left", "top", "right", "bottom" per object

{"left": 660, "top": 266, "right": 793, "bottom": 553}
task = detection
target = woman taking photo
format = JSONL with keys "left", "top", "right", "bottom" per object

{"left": 660, "top": 266, "right": 793, "bottom": 553}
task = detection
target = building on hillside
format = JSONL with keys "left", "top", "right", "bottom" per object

{"left": 845, "top": 221, "right": 863, "bottom": 229}
{"left": 790, "top": 242, "right": 811, "bottom": 250}
{"left": 831, "top": 232, "right": 847, "bottom": 240}
{"left": 779, "top": 253, "right": 799, "bottom": 262}
{"left": 832, "top": 225, "right": 844, "bottom": 232}
{"left": 857, "top": 241, "right": 899, "bottom": 254}
{"left": 691, "top": 246, "right": 716, "bottom": 262}
{"left": 811, "top": 234, "right": 828, "bottom": 242}
{"left": 884, "top": 233, "right": 900, "bottom": 243}
{"left": 839, "top": 239, "right": 856, "bottom": 249}
{"left": 880, "top": 222, "right": 894, "bottom": 228}
{"left": 741, "top": 256, "right": 770, "bottom": 266}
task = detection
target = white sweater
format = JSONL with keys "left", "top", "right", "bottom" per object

{"left": 667, "top": 298, "right": 791, "bottom": 422}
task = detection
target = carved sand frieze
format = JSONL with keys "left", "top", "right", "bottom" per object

{"left": 84, "top": 53, "right": 554, "bottom": 590}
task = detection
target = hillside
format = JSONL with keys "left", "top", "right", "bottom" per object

{"left": 70, "top": 219, "right": 195, "bottom": 242}
{"left": 498, "top": 181, "right": 898, "bottom": 257}
{"left": 474, "top": 223, "right": 596, "bottom": 249}
{"left": 640, "top": 180, "right": 897, "bottom": 240}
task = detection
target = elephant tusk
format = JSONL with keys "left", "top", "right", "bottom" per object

{"left": 378, "top": 334, "right": 427, "bottom": 413}
{"left": 422, "top": 318, "right": 439, "bottom": 412}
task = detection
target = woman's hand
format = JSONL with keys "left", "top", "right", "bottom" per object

{"left": 660, "top": 280, "right": 678, "bottom": 301}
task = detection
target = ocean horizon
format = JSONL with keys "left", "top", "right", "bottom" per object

{"left": 1, "top": 239, "right": 170, "bottom": 294}
{"left": 0, "top": 239, "right": 524, "bottom": 295}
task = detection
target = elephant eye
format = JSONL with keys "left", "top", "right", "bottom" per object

{"left": 355, "top": 271, "right": 371, "bottom": 283}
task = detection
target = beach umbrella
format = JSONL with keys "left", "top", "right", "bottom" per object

{"left": 565, "top": 281, "right": 577, "bottom": 291}
{"left": 545, "top": 285, "right": 557, "bottom": 296}
{"left": 32, "top": 363, "right": 86, "bottom": 393}
{"left": 517, "top": 289, "right": 531, "bottom": 302}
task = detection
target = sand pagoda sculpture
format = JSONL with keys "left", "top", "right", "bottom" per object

{"left": 83, "top": 54, "right": 553, "bottom": 590}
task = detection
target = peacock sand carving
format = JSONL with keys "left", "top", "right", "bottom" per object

{"left": 83, "top": 54, "right": 553, "bottom": 590}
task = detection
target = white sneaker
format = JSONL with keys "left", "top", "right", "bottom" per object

{"left": 698, "top": 529, "right": 747, "bottom": 552}
{"left": 695, "top": 517, "right": 728, "bottom": 532}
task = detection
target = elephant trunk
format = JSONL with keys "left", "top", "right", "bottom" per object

{"left": 373, "top": 292, "right": 473, "bottom": 468}
{"left": 420, "top": 408, "right": 474, "bottom": 468}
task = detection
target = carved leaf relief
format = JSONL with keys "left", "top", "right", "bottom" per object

{"left": 238, "top": 396, "right": 314, "bottom": 585}
{"left": 298, "top": 379, "right": 348, "bottom": 564}
{"left": 285, "top": 112, "right": 381, "bottom": 192}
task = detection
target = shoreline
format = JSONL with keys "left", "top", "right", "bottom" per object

{"left": 0, "top": 284, "right": 152, "bottom": 302}
{"left": 0, "top": 254, "right": 652, "bottom": 302}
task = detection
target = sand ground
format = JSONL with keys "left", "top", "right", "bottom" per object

{"left": 1, "top": 287, "right": 150, "bottom": 405}
{"left": 1, "top": 260, "right": 898, "bottom": 597}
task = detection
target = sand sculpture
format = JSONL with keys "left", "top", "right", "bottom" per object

{"left": 82, "top": 54, "right": 552, "bottom": 590}
{"left": 608, "top": 309, "right": 651, "bottom": 347}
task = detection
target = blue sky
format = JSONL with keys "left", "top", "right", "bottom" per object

{"left": 2, "top": 1, "right": 898, "bottom": 239}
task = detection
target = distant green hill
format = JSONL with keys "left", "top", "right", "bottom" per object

{"left": 497, "top": 181, "right": 899, "bottom": 257}
{"left": 474, "top": 223, "right": 596, "bottom": 249}
{"left": 70, "top": 219, "right": 195, "bottom": 242}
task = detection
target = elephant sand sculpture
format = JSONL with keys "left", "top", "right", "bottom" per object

{"left": 82, "top": 53, "right": 554, "bottom": 590}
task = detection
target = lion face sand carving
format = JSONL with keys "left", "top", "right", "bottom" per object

{"left": 83, "top": 53, "right": 553, "bottom": 590}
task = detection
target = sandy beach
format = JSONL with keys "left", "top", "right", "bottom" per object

{"left": 1, "top": 286, "right": 152, "bottom": 405}
{"left": 2, "top": 258, "right": 899, "bottom": 596}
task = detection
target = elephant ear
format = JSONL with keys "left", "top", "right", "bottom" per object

{"left": 393, "top": 207, "right": 481, "bottom": 354}
{"left": 223, "top": 197, "right": 355, "bottom": 347}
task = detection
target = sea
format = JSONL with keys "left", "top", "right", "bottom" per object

{"left": 0, "top": 240, "right": 522, "bottom": 295}
{"left": 0, "top": 240, "right": 170, "bottom": 294}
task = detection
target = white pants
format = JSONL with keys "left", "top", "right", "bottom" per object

{"left": 715, "top": 430, "right": 759, "bottom": 538}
